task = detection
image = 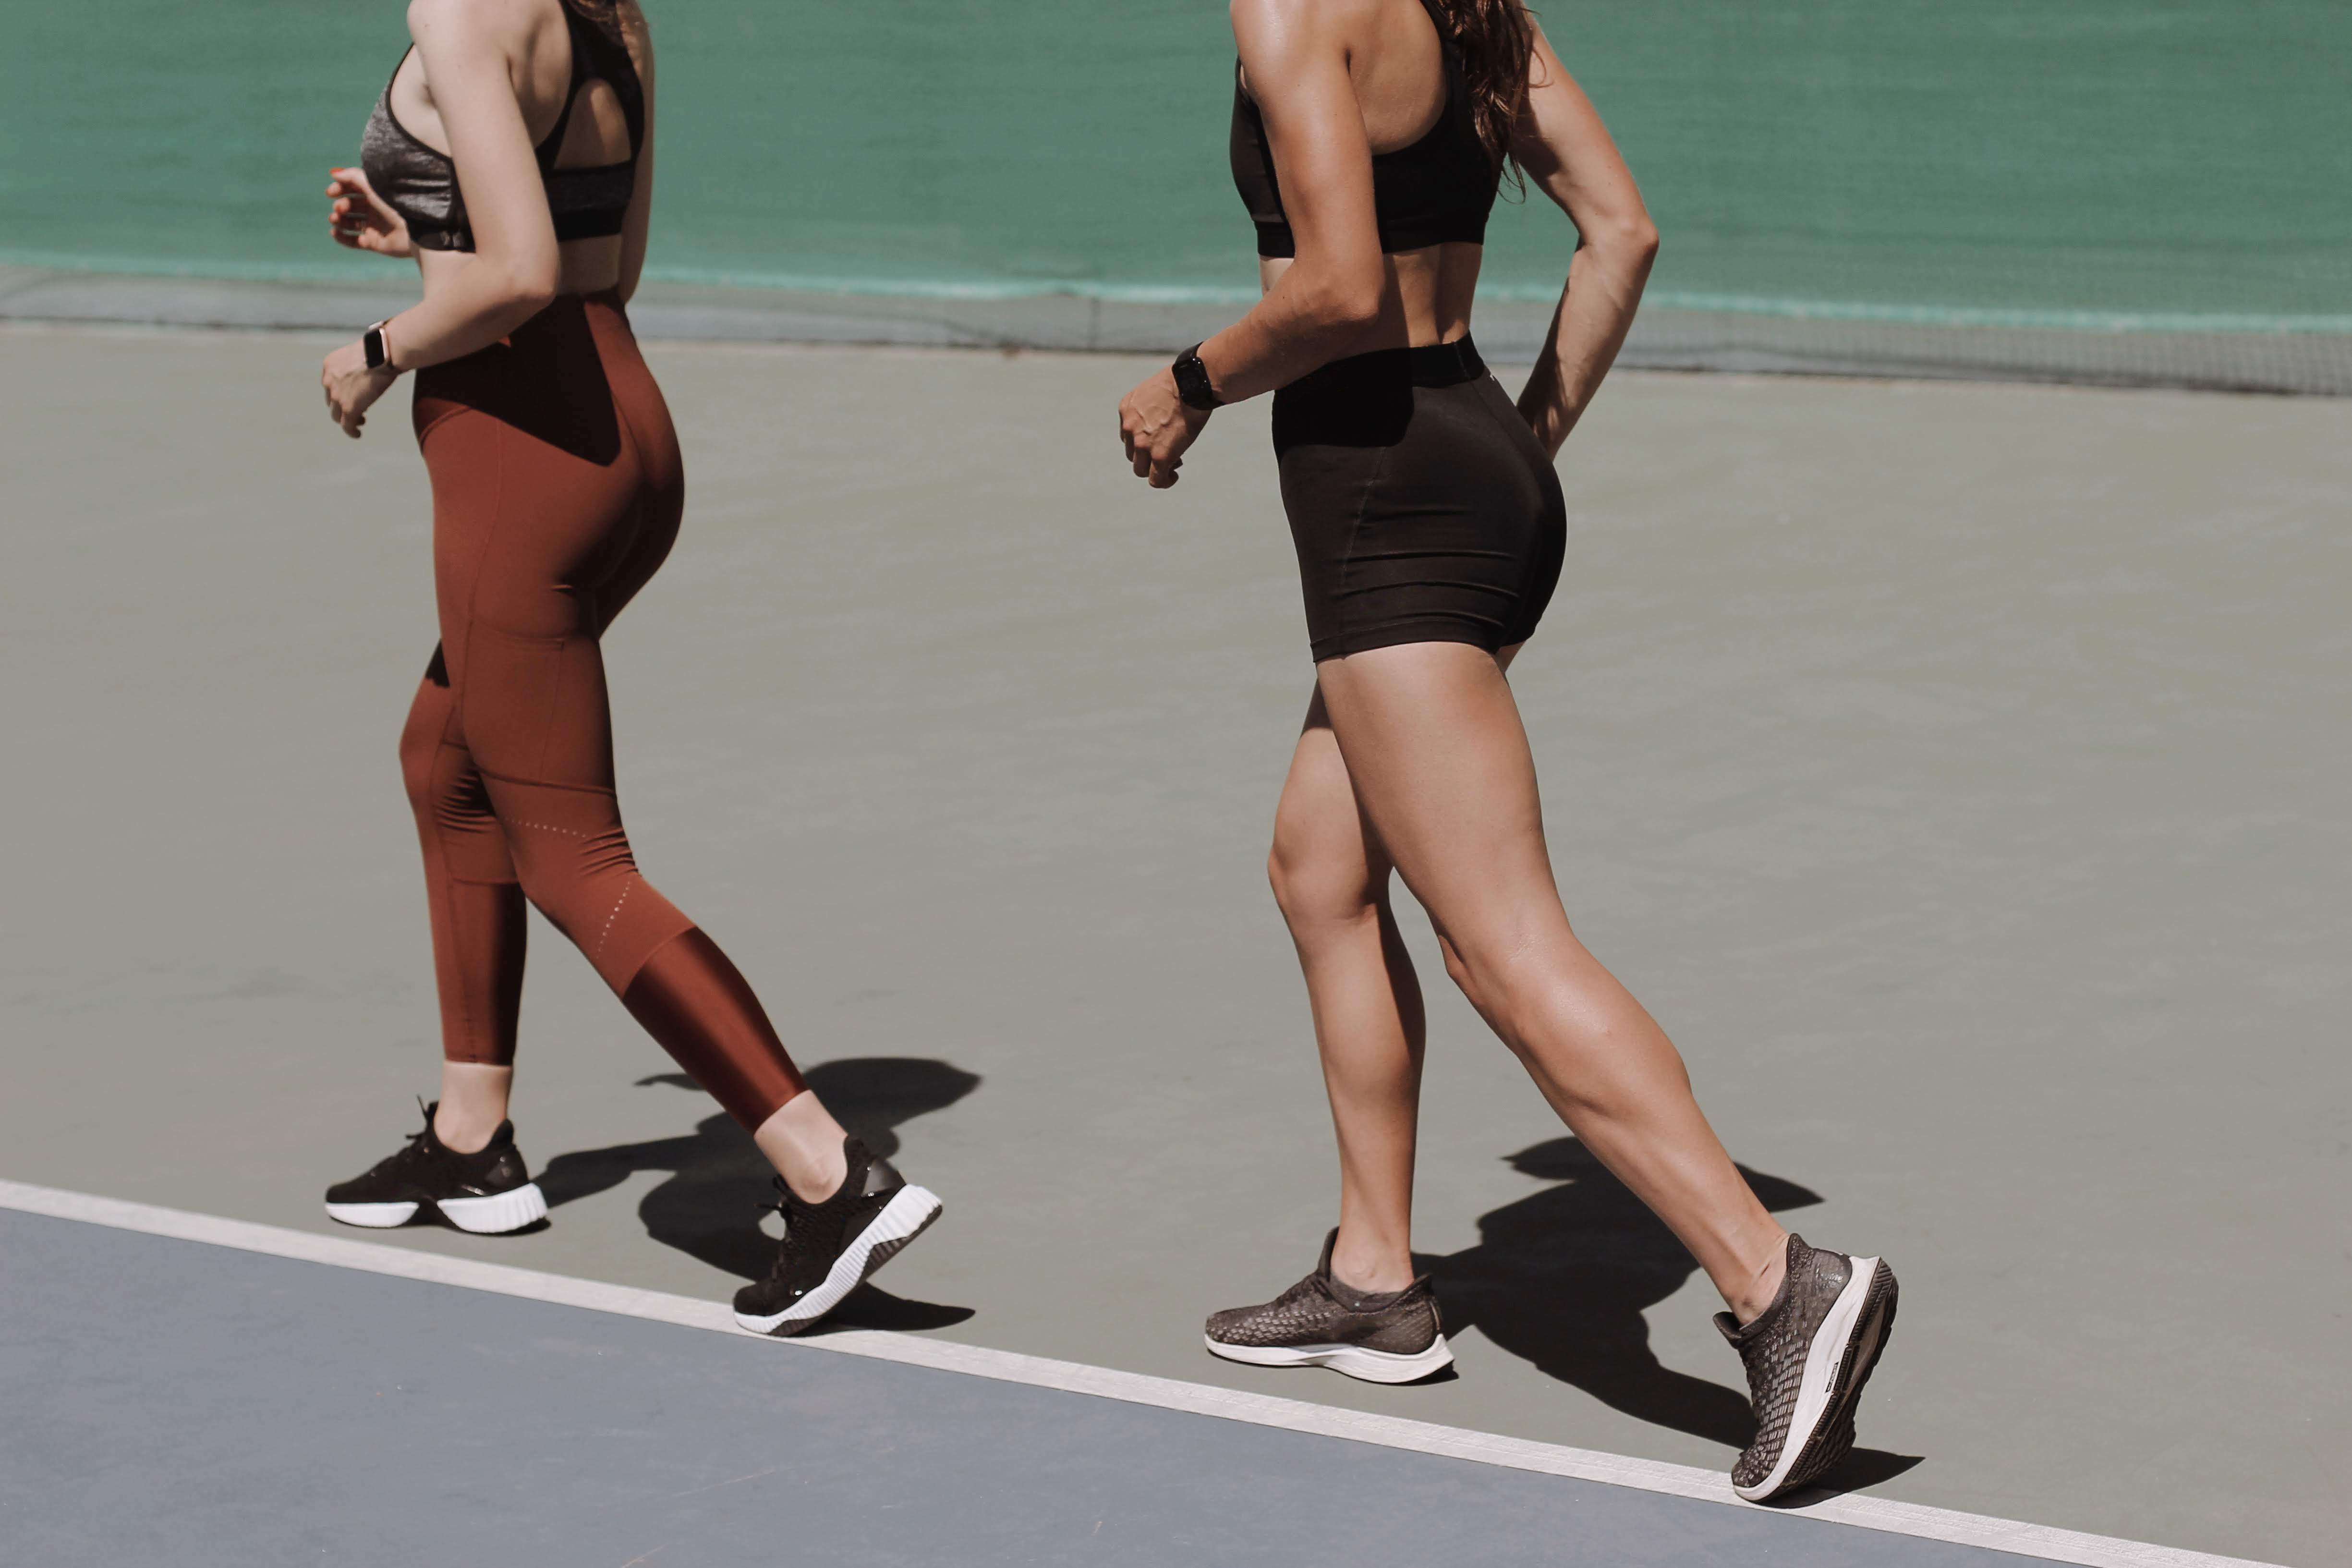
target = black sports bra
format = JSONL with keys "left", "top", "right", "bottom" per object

{"left": 359, "top": 0, "right": 645, "bottom": 254}
{"left": 1229, "top": 0, "right": 1500, "bottom": 259}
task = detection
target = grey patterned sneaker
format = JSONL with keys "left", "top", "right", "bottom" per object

{"left": 1203, "top": 1229, "right": 1453, "bottom": 1385}
{"left": 1717, "top": 1232, "right": 1899, "bottom": 1502}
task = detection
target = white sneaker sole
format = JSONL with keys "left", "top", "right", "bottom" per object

{"left": 1203, "top": 1332, "right": 1454, "bottom": 1385}
{"left": 324, "top": 1182, "right": 547, "bottom": 1236}
{"left": 1736, "top": 1255, "right": 1896, "bottom": 1502}
{"left": 733, "top": 1185, "right": 943, "bottom": 1337}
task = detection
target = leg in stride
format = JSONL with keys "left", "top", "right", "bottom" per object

{"left": 397, "top": 646, "right": 527, "bottom": 1153}
{"left": 1311, "top": 641, "right": 1790, "bottom": 1321}
{"left": 1268, "top": 688, "right": 1428, "bottom": 1296}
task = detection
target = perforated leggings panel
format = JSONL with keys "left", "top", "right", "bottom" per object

{"left": 398, "top": 294, "right": 806, "bottom": 1129}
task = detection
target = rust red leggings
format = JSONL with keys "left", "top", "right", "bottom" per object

{"left": 398, "top": 293, "right": 804, "bottom": 1129}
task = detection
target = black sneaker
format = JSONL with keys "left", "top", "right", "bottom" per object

{"left": 1203, "top": 1229, "right": 1453, "bottom": 1384}
{"left": 732, "top": 1138, "right": 943, "bottom": 1336}
{"left": 1717, "top": 1232, "right": 1899, "bottom": 1502}
{"left": 323, "top": 1101, "right": 548, "bottom": 1235}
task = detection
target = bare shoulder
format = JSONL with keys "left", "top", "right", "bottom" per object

{"left": 1230, "top": 0, "right": 1358, "bottom": 49}
{"left": 407, "top": 0, "right": 521, "bottom": 47}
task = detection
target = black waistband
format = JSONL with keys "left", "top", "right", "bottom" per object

{"left": 1271, "top": 337, "right": 1489, "bottom": 453}
{"left": 1283, "top": 336, "right": 1487, "bottom": 399}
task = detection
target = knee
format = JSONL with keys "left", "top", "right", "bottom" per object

{"left": 1437, "top": 926, "right": 1537, "bottom": 1031}
{"left": 1267, "top": 825, "right": 1378, "bottom": 934}
{"left": 503, "top": 834, "right": 582, "bottom": 921}
{"left": 505, "top": 820, "right": 630, "bottom": 925}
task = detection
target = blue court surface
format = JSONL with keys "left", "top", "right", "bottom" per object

{"left": 0, "top": 1193, "right": 2266, "bottom": 1568}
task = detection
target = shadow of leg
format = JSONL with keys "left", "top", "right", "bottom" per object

{"left": 800, "top": 1057, "right": 983, "bottom": 1161}
{"left": 1431, "top": 1138, "right": 1851, "bottom": 1456}
{"left": 538, "top": 1064, "right": 983, "bottom": 1329}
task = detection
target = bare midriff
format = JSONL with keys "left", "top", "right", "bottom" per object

{"left": 416, "top": 233, "right": 625, "bottom": 299}
{"left": 1260, "top": 240, "right": 1483, "bottom": 357}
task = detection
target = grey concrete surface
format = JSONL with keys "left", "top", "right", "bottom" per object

{"left": 0, "top": 1209, "right": 2046, "bottom": 1567}
{"left": 9, "top": 267, "right": 2350, "bottom": 392}
{"left": 0, "top": 324, "right": 2345, "bottom": 1565}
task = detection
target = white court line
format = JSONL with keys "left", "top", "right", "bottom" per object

{"left": 0, "top": 1179, "right": 2277, "bottom": 1568}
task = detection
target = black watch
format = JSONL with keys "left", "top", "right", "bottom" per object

{"left": 362, "top": 319, "right": 394, "bottom": 373}
{"left": 1171, "top": 343, "right": 1223, "bottom": 411}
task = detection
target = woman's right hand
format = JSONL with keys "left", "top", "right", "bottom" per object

{"left": 327, "top": 166, "right": 414, "bottom": 257}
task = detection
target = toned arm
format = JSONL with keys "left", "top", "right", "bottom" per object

{"left": 1198, "top": 0, "right": 1390, "bottom": 401}
{"left": 1116, "top": 0, "right": 1392, "bottom": 486}
{"left": 1507, "top": 23, "right": 1658, "bottom": 455}
{"left": 377, "top": 0, "right": 564, "bottom": 370}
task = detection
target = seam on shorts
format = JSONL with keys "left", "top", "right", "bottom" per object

{"left": 1330, "top": 442, "right": 1395, "bottom": 626}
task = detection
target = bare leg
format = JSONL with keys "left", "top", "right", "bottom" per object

{"left": 1269, "top": 688, "right": 1428, "bottom": 1294}
{"left": 1315, "top": 641, "right": 1788, "bottom": 1320}
{"left": 433, "top": 1062, "right": 513, "bottom": 1153}
{"left": 435, "top": 1002, "right": 850, "bottom": 1197}
{"left": 753, "top": 1093, "right": 853, "bottom": 1201}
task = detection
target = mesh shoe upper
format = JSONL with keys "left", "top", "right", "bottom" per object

{"left": 1205, "top": 1230, "right": 1442, "bottom": 1357}
{"left": 732, "top": 1138, "right": 904, "bottom": 1319}
{"left": 324, "top": 1101, "right": 531, "bottom": 1205}
{"left": 1715, "top": 1232, "right": 1854, "bottom": 1492}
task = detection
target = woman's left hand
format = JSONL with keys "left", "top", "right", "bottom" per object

{"left": 321, "top": 340, "right": 398, "bottom": 439}
{"left": 1118, "top": 367, "right": 1209, "bottom": 488}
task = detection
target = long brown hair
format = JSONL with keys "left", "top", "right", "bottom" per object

{"left": 1433, "top": 0, "right": 1537, "bottom": 176}
{"left": 566, "top": 0, "right": 647, "bottom": 55}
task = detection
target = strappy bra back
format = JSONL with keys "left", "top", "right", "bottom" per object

{"left": 360, "top": 0, "right": 644, "bottom": 254}
{"left": 1229, "top": 0, "right": 1501, "bottom": 259}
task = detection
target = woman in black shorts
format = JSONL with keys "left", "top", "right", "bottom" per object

{"left": 1117, "top": 0, "right": 1896, "bottom": 1502}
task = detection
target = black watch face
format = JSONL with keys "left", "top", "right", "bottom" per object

{"left": 364, "top": 328, "right": 387, "bottom": 370}
{"left": 1176, "top": 352, "right": 1217, "bottom": 409}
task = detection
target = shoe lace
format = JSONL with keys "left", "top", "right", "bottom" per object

{"left": 1262, "top": 1273, "right": 1331, "bottom": 1317}
{"left": 371, "top": 1098, "right": 439, "bottom": 1176}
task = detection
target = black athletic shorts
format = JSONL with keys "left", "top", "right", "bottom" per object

{"left": 1273, "top": 336, "right": 1566, "bottom": 661}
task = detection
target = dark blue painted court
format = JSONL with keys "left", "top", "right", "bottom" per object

{"left": 0, "top": 1209, "right": 2050, "bottom": 1568}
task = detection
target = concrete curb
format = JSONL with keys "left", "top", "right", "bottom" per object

{"left": 4, "top": 267, "right": 2347, "bottom": 394}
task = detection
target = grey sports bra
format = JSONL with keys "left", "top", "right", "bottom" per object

{"left": 360, "top": 0, "right": 644, "bottom": 254}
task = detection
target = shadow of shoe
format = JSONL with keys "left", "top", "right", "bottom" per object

{"left": 797, "top": 1284, "right": 977, "bottom": 1334}
{"left": 537, "top": 1059, "right": 980, "bottom": 1319}
{"left": 1429, "top": 1137, "right": 1848, "bottom": 1454}
{"left": 1761, "top": 1446, "right": 1926, "bottom": 1506}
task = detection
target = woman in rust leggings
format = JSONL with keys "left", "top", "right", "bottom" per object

{"left": 314, "top": 0, "right": 939, "bottom": 1336}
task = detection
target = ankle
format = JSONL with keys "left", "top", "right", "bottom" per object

{"left": 434, "top": 1062, "right": 513, "bottom": 1155}
{"left": 1728, "top": 1231, "right": 1791, "bottom": 1325}
{"left": 1330, "top": 1233, "right": 1415, "bottom": 1296}
{"left": 431, "top": 1103, "right": 501, "bottom": 1155}
{"left": 754, "top": 1091, "right": 853, "bottom": 1203}
{"left": 780, "top": 1141, "right": 849, "bottom": 1204}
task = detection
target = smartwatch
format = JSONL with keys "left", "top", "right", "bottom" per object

{"left": 362, "top": 319, "right": 395, "bottom": 373}
{"left": 1171, "top": 343, "right": 1223, "bottom": 411}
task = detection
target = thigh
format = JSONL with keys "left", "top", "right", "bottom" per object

{"left": 421, "top": 412, "right": 634, "bottom": 790}
{"left": 1310, "top": 641, "right": 1565, "bottom": 955}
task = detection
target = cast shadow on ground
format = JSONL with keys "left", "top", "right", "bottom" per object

{"left": 1424, "top": 1137, "right": 1921, "bottom": 1496}
{"left": 537, "top": 1057, "right": 981, "bottom": 1331}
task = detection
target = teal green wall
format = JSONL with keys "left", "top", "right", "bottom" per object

{"left": 5, "top": 1, "right": 2347, "bottom": 327}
